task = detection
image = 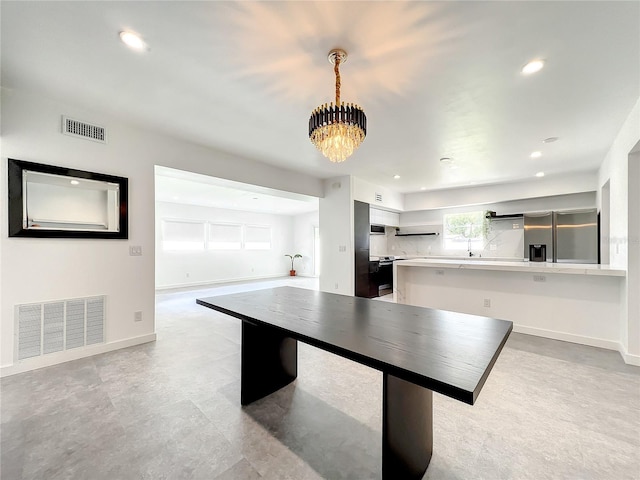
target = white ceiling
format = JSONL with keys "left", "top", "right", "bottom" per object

{"left": 2, "top": 1, "right": 638, "bottom": 194}
{"left": 155, "top": 166, "right": 319, "bottom": 215}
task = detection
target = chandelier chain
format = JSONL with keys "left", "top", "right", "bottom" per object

{"left": 334, "top": 54, "right": 341, "bottom": 106}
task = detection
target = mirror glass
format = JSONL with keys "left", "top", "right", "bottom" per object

{"left": 24, "top": 170, "right": 121, "bottom": 232}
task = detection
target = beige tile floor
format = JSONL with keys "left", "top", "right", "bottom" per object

{"left": 1, "top": 276, "right": 639, "bottom": 479}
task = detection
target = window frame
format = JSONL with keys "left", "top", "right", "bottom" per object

{"left": 442, "top": 211, "right": 486, "bottom": 252}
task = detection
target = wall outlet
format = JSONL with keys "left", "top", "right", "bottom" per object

{"left": 435, "top": 270, "right": 445, "bottom": 276}
{"left": 186, "top": 273, "right": 190, "bottom": 278}
{"left": 334, "top": 282, "right": 339, "bottom": 289}
{"left": 533, "top": 275, "right": 546, "bottom": 282}
{"left": 484, "top": 298, "right": 491, "bottom": 308}
{"left": 129, "top": 245, "right": 142, "bottom": 256}
{"left": 490, "top": 244, "right": 497, "bottom": 251}
{"left": 134, "top": 311, "right": 142, "bottom": 322}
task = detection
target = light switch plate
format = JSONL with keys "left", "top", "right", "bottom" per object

{"left": 129, "top": 245, "right": 142, "bottom": 256}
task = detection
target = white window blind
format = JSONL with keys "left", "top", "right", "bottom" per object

{"left": 162, "top": 220, "right": 205, "bottom": 251}
{"left": 245, "top": 225, "right": 271, "bottom": 250}
{"left": 208, "top": 223, "right": 242, "bottom": 250}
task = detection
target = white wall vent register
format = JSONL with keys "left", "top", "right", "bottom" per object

{"left": 15, "top": 295, "right": 105, "bottom": 361}
{"left": 375, "top": 192, "right": 383, "bottom": 202}
{"left": 62, "top": 115, "right": 107, "bottom": 143}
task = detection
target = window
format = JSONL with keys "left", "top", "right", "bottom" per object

{"left": 443, "top": 211, "right": 485, "bottom": 251}
{"left": 162, "top": 219, "right": 205, "bottom": 251}
{"left": 208, "top": 223, "right": 242, "bottom": 250}
{"left": 244, "top": 225, "right": 271, "bottom": 250}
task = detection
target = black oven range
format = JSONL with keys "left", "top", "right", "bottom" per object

{"left": 373, "top": 256, "right": 395, "bottom": 297}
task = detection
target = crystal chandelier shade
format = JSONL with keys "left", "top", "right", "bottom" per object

{"left": 309, "top": 49, "right": 367, "bottom": 163}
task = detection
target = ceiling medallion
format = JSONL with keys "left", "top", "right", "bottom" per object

{"left": 309, "top": 49, "right": 367, "bottom": 163}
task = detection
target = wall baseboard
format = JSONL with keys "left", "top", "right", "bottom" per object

{"left": 155, "top": 274, "right": 289, "bottom": 291}
{"left": 620, "top": 345, "right": 640, "bottom": 366}
{"left": 513, "top": 324, "right": 638, "bottom": 366}
{"left": 0, "top": 333, "right": 157, "bottom": 377}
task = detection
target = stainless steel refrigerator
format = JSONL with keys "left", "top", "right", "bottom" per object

{"left": 553, "top": 209, "right": 599, "bottom": 264}
{"left": 524, "top": 212, "right": 554, "bottom": 261}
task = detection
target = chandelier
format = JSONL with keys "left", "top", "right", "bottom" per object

{"left": 309, "top": 49, "right": 367, "bottom": 163}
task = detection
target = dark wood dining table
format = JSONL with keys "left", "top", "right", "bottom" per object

{"left": 197, "top": 286, "right": 512, "bottom": 479}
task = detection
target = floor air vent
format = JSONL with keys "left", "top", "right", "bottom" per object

{"left": 16, "top": 295, "right": 105, "bottom": 361}
{"left": 62, "top": 116, "right": 107, "bottom": 143}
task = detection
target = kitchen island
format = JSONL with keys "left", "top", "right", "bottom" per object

{"left": 394, "top": 258, "right": 627, "bottom": 359}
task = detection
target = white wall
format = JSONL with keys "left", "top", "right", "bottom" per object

{"left": 0, "top": 87, "right": 323, "bottom": 374}
{"left": 353, "top": 176, "right": 403, "bottom": 211}
{"left": 598, "top": 98, "right": 640, "bottom": 268}
{"left": 155, "top": 202, "right": 296, "bottom": 288}
{"left": 597, "top": 96, "right": 640, "bottom": 364}
{"left": 292, "top": 211, "right": 319, "bottom": 277}
{"left": 319, "top": 176, "right": 354, "bottom": 295}
{"left": 629, "top": 150, "right": 640, "bottom": 362}
{"left": 404, "top": 171, "right": 597, "bottom": 211}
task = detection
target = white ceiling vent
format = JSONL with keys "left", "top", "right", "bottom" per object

{"left": 62, "top": 116, "right": 107, "bottom": 143}
{"left": 375, "top": 193, "right": 383, "bottom": 202}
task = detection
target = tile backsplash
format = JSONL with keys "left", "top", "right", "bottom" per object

{"left": 372, "top": 219, "right": 524, "bottom": 259}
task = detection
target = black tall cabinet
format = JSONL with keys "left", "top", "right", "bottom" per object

{"left": 355, "top": 200, "right": 377, "bottom": 298}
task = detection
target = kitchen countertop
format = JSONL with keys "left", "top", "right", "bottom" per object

{"left": 394, "top": 258, "right": 626, "bottom": 277}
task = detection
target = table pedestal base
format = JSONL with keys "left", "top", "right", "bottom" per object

{"left": 241, "top": 320, "right": 297, "bottom": 405}
{"left": 383, "top": 373, "right": 433, "bottom": 479}
{"left": 241, "top": 320, "right": 433, "bottom": 479}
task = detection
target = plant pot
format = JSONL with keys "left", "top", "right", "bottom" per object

{"left": 289, "top": 270, "right": 296, "bottom": 276}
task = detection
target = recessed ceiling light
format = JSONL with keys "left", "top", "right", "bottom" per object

{"left": 439, "top": 157, "right": 452, "bottom": 163}
{"left": 420, "top": 186, "right": 427, "bottom": 191}
{"left": 393, "top": 175, "right": 400, "bottom": 179}
{"left": 119, "top": 31, "right": 148, "bottom": 51}
{"left": 535, "top": 171, "right": 545, "bottom": 178}
{"left": 70, "top": 180, "right": 79, "bottom": 185}
{"left": 530, "top": 151, "right": 542, "bottom": 159}
{"left": 522, "top": 59, "right": 544, "bottom": 75}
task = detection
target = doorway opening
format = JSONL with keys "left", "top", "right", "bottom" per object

{"left": 154, "top": 165, "right": 319, "bottom": 291}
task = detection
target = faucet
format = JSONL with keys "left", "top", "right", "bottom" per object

{"left": 468, "top": 238, "right": 474, "bottom": 257}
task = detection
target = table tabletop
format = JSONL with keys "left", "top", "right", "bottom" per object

{"left": 197, "top": 286, "right": 512, "bottom": 404}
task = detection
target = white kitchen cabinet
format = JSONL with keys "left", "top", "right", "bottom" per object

{"left": 383, "top": 210, "right": 400, "bottom": 227}
{"left": 370, "top": 207, "right": 400, "bottom": 227}
{"left": 370, "top": 207, "right": 381, "bottom": 225}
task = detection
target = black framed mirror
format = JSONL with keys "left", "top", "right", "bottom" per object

{"left": 8, "top": 158, "right": 128, "bottom": 239}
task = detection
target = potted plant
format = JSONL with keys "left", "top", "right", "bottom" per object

{"left": 285, "top": 254, "right": 302, "bottom": 276}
